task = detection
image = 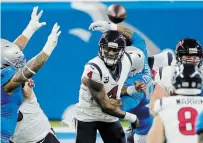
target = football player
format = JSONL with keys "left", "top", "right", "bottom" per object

{"left": 1, "top": 6, "right": 61, "bottom": 142}
{"left": 196, "top": 111, "right": 203, "bottom": 143}
{"left": 150, "top": 38, "right": 203, "bottom": 116}
{"left": 147, "top": 63, "right": 203, "bottom": 143}
{"left": 148, "top": 51, "right": 174, "bottom": 79}
{"left": 10, "top": 79, "right": 60, "bottom": 143}
{"left": 89, "top": 21, "right": 153, "bottom": 98}
{"left": 88, "top": 20, "right": 176, "bottom": 143}
{"left": 122, "top": 47, "right": 174, "bottom": 143}
{"left": 120, "top": 47, "right": 151, "bottom": 143}
{"left": 74, "top": 30, "right": 144, "bottom": 143}
{"left": 89, "top": 20, "right": 154, "bottom": 143}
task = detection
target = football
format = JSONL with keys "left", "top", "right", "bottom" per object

{"left": 107, "top": 4, "right": 126, "bottom": 24}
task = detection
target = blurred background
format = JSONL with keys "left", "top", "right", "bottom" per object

{"left": 1, "top": 0, "right": 203, "bottom": 142}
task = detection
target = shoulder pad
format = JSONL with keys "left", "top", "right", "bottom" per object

{"left": 82, "top": 63, "right": 102, "bottom": 84}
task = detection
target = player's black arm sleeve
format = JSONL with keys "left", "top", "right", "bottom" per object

{"left": 88, "top": 79, "right": 126, "bottom": 118}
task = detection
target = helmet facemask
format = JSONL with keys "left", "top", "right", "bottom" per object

{"left": 98, "top": 31, "right": 126, "bottom": 67}
{"left": 176, "top": 38, "right": 203, "bottom": 67}
{"left": 176, "top": 51, "right": 202, "bottom": 67}
{"left": 99, "top": 42, "right": 124, "bottom": 66}
{"left": 181, "top": 55, "right": 201, "bottom": 67}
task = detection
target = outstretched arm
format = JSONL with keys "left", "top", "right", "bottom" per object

{"left": 9, "top": 51, "right": 48, "bottom": 82}
{"left": 4, "top": 23, "right": 61, "bottom": 94}
{"left": 14, "top": 35, "right": 29, "bottom": 51}
{"left": 14, "top": 6, "right": 46, "bottom": 50}
{"left": 89, "top": 21, "right": 145, "bottom": 51}
{"left": 117, "top": 25, "right": 133, "bottom": 39}
{"left": 117, "top": 25, "right": 146, "bottom": 52}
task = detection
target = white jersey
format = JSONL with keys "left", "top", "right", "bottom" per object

{"left": 10, "top": 91, "right": 52, "bottom": 143}
{"left": 154, "top": 65, "right": 176, "bottom": 94}
{"left": 154, "top": 96, "right": 203, "bottom": 143}
{"left": 150, "top": 51, "right": 174, "bottom": 72}
{"left": 75, "top": 53, "right": 133, "bottom": 122}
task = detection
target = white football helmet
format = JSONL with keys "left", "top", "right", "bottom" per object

{"left": 1, "top": 38, "right": 25, "bottom": 69}
{"left": 126, "top": 46, "right": 145, "bottom": 77}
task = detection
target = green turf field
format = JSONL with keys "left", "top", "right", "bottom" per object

{"left": 50, "top": 121, "right": 129, "bottom": 128}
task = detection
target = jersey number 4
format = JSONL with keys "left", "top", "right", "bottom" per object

{"left": 178, "top": 107, "right": 198, "bottom": 135}
{"left": 107, "top": 85, "right": 118, "bottom": 99}
{"left": 87, "top": 71, "right": 93, "bottom": 79}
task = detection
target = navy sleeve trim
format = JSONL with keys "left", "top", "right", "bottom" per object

{"left": 87, "top": 62, "right": 102, "bottom": 79}
{"left": 167, "top": 52, "right": 173, "bottom": 66}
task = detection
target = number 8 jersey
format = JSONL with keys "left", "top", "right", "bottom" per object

{"left": 154, "top": 96, "right": 203, "bottom": 143}
{"left": 75, "top": 53, "right": 132, "bottom": 122}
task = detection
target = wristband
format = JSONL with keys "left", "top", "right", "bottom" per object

{"left": 42, "top": 38, "right": 56, "bottom": 56}
{"left": 124, "top": 112, "right": 137, "bottom": 123}
{"left": 127, "top": 85, "right": 137, "bottom": 95}
{"left": 22, "top": 27, "right": 34, "bottom": 40}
